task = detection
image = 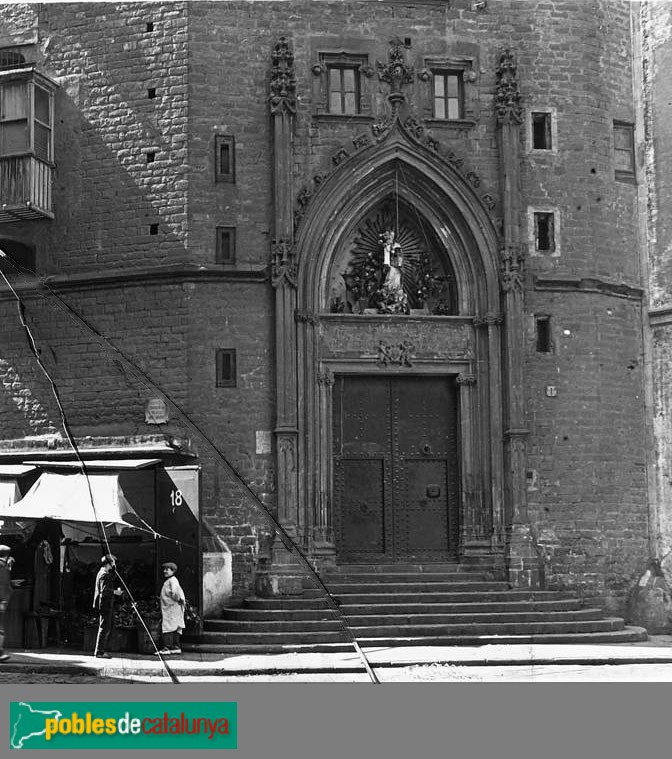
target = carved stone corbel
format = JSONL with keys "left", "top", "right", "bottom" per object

{"left": 272, "top": 239, "right": 297, "bottom": 288}
{"left": 500, "top": 243, "right": 525, "bottom": 293}
{"left": 456, "top": 373, "right": 477, "bottom": 386}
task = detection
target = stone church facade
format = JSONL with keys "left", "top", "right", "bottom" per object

{"left": 0, "top": 0, "right": 670, "bottom": 618}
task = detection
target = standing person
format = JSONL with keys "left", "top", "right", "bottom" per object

{"left": 157, "top": 561, "right": 185, "bottom": 655}
{"left": 0, "top": 545, "right": 14, "bottom": 662}
{"left": 92, "top": 554, "right": 122, "bottom": 659}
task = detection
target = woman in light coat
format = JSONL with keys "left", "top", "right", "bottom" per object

{"left": 157, "top": 561, "right": 185, "bottom": 655}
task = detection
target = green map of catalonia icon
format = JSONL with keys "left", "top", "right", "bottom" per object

{"left": 11, "top": 702, "right": 63, "bottom": 749}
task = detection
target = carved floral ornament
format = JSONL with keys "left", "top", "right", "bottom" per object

{"left": 495, "top": 49, "right": 522, "bottom": 125}
{"left": 500, "top": 243, "right": 525, "bottom": 293}
{"left": 270, "top": 36, "right": 296, "bottom": 114}
{"left": 377, "top": 340, "right": 415, "bottom": 367}
{"left": 377, "top": 37, "right": 415, "bottom": 111}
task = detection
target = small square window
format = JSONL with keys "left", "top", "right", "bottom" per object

{"left": 215, "top": 135, "right": 235, "bottom": 183}
{"left": 532, "top": 112, "right": 552, "bottom": 150}
{"left": 432, "top": 71, "right": 463, "bottom": 120}
{"left": 150, "top": 223, "right": 159, "bottom": 235}
{"left": 534, "top": 212, "right": 555, "bottom": 253}
{"left": 216, "top": 226, "right": 236, "bottom": 264}
{"left": 614, "top": 121, "right": 635, "bottom": 181}
{"left": 146, "top": 151, "right": 156, "bottom": 163}
{"left": 328, "top": 65, "right": 361, "bottom": 115}
{"left": 216, "top": 349, "right": 237, "bottom": 387}
{"left": 148, "top": 87, "right": 157, "bottom": 99}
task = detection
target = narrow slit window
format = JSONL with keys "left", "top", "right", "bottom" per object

{"left": 614, "top": 121, "right": 635, "bottom": 181}
{"left": 216, "top": 226, "right": 236, "bottom": 264}
{"left": 534, "top": 212, "right": 555, "bottom": 253}
{"left": 216, "top": 349, "right": 237, "bottom": 387}
{"left": 536, "top": 316, "right": 552, "bottom": 353}
{"left": 148, "top": 87, "right": 156, "bottom": 99}
{"left": 532, "top": 112, "right": 552, "bottom": 150}
{"left": 215, "top": 135, "right": 235, "bottom": 182}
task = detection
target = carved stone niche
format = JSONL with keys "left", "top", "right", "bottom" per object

{"left": 326, "top": 198, "right": 458, "bottom": 317}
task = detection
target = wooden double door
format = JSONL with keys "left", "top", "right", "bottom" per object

{"left": 332, "top": 375, "right": 459, "bottom": 562}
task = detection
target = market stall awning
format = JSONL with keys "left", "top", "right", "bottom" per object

{"left": 0, "top": 481, "right": 19, "bottom": 511}
{"left": 0, "top": 465, "right": 38, "bottom": 477}
{"left": 0, "top": 472, "right": 140, "bottom": 524}
{"left": 24, "top": 459, "right": 160, "bottom": 470}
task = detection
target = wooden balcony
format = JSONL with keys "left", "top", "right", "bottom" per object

{"left": 0, "top": 155, "right": 54, "bottom": 223}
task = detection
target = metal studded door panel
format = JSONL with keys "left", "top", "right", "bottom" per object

{"left": 333, "top": 375, "right": 459, "bottom": 562}
{"left": 392, "top": 376, "right": 459, "bottom": 559}
{"left": 333, "top": 376, "right": 392, "bottom": 561}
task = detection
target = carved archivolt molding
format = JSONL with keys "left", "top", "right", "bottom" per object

{"left": 495, "top": 49, "right": 522, "bottom": 125}
{"left": 294, "top": 121, "right": 499, "bottom": 234}
{"left": 270, "top": 37, "right": 296, "bottom": 115}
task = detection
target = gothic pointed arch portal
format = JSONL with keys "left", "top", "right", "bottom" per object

{"left": 279, "top": 125, "right": 506, "bottom": 568}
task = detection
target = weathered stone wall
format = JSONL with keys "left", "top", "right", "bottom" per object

{"left": 0, "top": 0, "right": 652, "bottom": 608}
{"left": 642, "top": 0, "right": 672, "bottom": 585}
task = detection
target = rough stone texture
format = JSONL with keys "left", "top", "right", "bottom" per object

{"left": 643, "top": 1, "right": 672, "bottom": 596}
{"left": 0, "top": 0, "right": 657, "bottom": 611}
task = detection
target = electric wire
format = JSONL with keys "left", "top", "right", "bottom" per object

{"left": 0, "top": 250, "right": 180, "bottom": 682}
{"left": 0, "top": 253, "right": 380, "bottom": 683}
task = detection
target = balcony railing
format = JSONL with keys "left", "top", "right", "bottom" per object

{"left": 0, "top": 155, "right": 53, "bottom": 223}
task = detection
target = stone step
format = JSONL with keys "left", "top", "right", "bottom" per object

{"left": 326, "top": 581, "right": 510, "bottom": 594}
{"left": 223, "top": 598, "right": 584, "bottom": 620}
{"left": 347, "top": 618, "right": 626, "bottom": 637}
{"left": 240, "top": 590, "right": 576, "bottom": 610}
{"left": 208, "top": 609, "right": 605, "bottom": 633}
{"left": 184, "top": 626, "right": 648, "bottom": 654}
{"left": 222, "top": 608, "right": 342, "bottom": 622}
{"left": 322, "top": 572, "right": 490, "bottom": 584}
{"left": 332, "top": 588, "right": 556, "bottom": 606}
{"left": 206, "top": 619, "right": 346, "bottom": 633}
{"left": 197, "top": 618, "right": 627, "bottom": 645}
{"left": 327, "top": 563, "right": 464, "bottom": 573}
{"left": 198, "top": 630, "right": 352, "bottom": 645}
{"left": 338, "top": 599, "right": 584, "bottom": 615}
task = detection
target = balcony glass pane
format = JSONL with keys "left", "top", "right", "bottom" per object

{"left": 0, "top": 121, "right": 29, "bottom": 154}
{"left": 34, "top": 86, "right": 50, "bottom": 125}
{"left": 34, "top": 122, "right": 51, "bottom": 161}
{"left": 0, "top": 82, "right": 27, "bottom": 121}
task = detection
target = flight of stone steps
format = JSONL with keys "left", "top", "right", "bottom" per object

{"left": 184, "top": 563, "right": 647, "bottom": 654}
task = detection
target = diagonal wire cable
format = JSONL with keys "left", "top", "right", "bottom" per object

{"left": 0, "top": 256, "right": 380, "bottom": 683}
{"left": 0, "top": 252, "right": 180, "bottom": 682}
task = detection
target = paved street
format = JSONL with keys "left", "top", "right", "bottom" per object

{"left": 2, "top": 661, "right": 672, "bottom": 683}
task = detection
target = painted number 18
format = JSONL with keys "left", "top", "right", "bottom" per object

{"left": 170, "top": 489, "right": 183, "bottom": 507}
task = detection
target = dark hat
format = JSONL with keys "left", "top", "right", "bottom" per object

{"left": 0, "top": 545, "right": 10, "bottom": 556}
{"left": 162, "top": 561, "right": 178, "bottom": 572}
